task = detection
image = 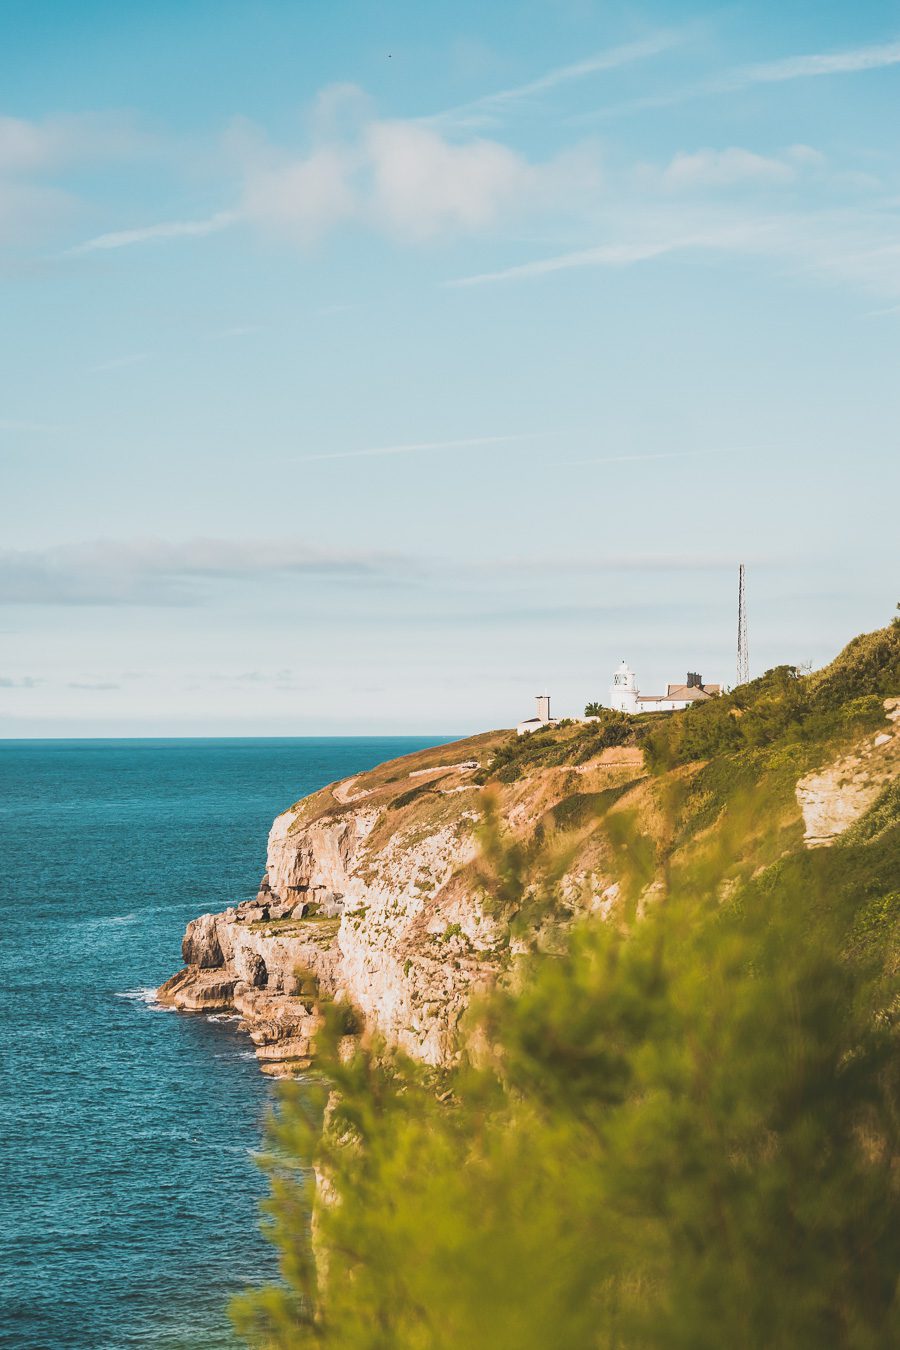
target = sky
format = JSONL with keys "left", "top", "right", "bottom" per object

{"left": 1, "top": 0, "right": 898, "bottom": 736}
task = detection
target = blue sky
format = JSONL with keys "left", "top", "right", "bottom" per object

{"left": 1, "top": 0, "right": 898, "bottom": 734}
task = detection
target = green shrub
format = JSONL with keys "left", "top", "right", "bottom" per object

{"left": 643, "top": 618, "right": 898, "bottom": 772}
{"left": 479, "top": 711, "right": 637, "bottom": 784}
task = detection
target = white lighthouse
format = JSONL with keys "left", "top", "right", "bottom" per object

{"left": 609, "top": 660, "right": 639, "bottom": 713}
{"left": 607, "top": 661, "right": 721, "bottom": 713}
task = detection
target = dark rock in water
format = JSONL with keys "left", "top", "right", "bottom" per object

{"left": 181, "top": 913, "right": 223, "bottom": 968}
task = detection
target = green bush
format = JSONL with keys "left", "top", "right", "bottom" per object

{"left": 479, "top": 710, "right": 636, "bottom": 784}
{"left": 643, "top": 619, "right": 899, "bottom": 772}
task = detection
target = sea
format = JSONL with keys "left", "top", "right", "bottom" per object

{"left": 0, "top": 737, "right": 451, "bottom": 1350}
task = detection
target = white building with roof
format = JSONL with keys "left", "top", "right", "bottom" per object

{"left": 517, "top": 694, "right": 560, "bottom": 736}
{"left": 608, "top": 661, "right": 721, "bottom": 713}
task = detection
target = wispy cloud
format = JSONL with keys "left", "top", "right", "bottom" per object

{"left": 69, "top": 209, "right": 236, "bottom": 254}
{"left": 446, "top": 206, "right": 900, "bottom": 299}
{"left": 581, "top": 36, "right": 900, "bottom": 120}
{"left": 0, "top": 418, "right": 60, "bottom": 432}
{"left": 0, "top": 537, "right": 407, "bottom": 606}
{"left": 88, "top": 353, "right": 151, "bottom": 374}
{"left": 446, "top": 240, "right": 682, "bottom": 287}
{"left": 292, "top": 432, "right": 539, "bottom": 463}
{"left": 560, "top": 448, "right": 740, "bottom": 467}
{"left": 427, "top": 31, "right": 681, "bottom": 126}
{"left": 0, "top": 674, "right": 41, "bottom": 688}
{"left": 659, "top": 145, "right": 813, "bottom": 190}
{"left": 734, "top": 38, "right": 900, "bottom": 87}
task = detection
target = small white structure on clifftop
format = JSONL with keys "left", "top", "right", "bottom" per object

{"left": 608, "top": 661, "right": 721, "bottom": 713}
{"left": 517, "top": 694, "right": 560, "bottom": 736}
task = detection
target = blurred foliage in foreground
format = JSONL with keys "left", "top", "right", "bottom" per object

{"left": 232, "top": 763, "right": 900, "bottom": 1348}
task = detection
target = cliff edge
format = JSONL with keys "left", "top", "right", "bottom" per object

{"left": 160, "top": 623, "right": 900, "bottom": 1075}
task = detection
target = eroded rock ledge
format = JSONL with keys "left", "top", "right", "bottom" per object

{"left": 157, "top": 895, "right": 336, "bottom": 1075}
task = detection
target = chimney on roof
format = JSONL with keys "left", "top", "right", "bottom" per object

{"left": 687, "top": 672, "right": 702, "bottom": 688}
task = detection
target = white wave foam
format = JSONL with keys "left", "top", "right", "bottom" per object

{"left": 113, "top": 986, "right": 172, "bottom": 1011}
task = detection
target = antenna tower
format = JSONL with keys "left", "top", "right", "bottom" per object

{"left": 736, "top": 562, "right": 749, "bottom": 687}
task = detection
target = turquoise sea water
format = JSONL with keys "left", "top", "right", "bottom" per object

{"left": 0, "top": 737, "right": 450, "bottom": 1350}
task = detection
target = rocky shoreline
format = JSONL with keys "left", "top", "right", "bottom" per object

{"left": 157, "top": 732, "right": 511, "bottom": 1074}
{"left": 157, "top": 893, "right": 330, "bottom": 1075}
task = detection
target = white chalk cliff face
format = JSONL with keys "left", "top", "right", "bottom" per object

{"left": 159, "top": 734, "right": 511, "bottom": 1072}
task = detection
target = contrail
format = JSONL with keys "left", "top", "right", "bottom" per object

{"left": 293, "top": 433, "right": 541, "bottom": 463}
{"left": 562, "top": 448, "right": 739, "bottom": 466}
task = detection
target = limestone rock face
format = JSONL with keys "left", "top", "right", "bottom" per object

{"left": 234, "top": 947, "right": 268, "bottom": 989}
{"left": 157, "top": 966, "right": 236, "bottom": 1011}
{"left": 158, "top": 733, "right": 517, "bottom": 1071}
{"left": 796, "top": 701, "right": 900, "bottom": 847}
{"left": 181, "top": 913, "right": 224, "bottom": 969}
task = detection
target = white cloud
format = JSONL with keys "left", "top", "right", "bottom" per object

{"left": 67, "top": 101, "right": 574, "bottom": 251}
{"left": 661, "top": 147, "right": 797, "bottom": 190}
{"left": 241, "top": 145, "right": 358, "bottom": 242}
{"left": 736, "top": 39, "right": 900, "bottom": 87}
{"left": 0, "top": 537, "right": 407, "bottom": 605}
{"left": 234, "top": 101, "right": 588, "bottom": 244}
{"left": 584, "top": 37, "right": 900, "bottom": 120}
{"left": 365, "top": 121, "right": 531, "bottom": 237}
{"left": 70, "top": 210, "right": 236, "bottom": 254}
{"left": 653, "top": 143, "right": 828, "bottom": 194}
{"left": 446, "top": 240, "right": 680, "bottom": 287}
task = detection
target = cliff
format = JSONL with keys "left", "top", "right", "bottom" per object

{"left": 158, "top": 730, "right": 648, "bottom": 1071}
{"left": 159, "top": 624, "right": 900, "bottom": 1075}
